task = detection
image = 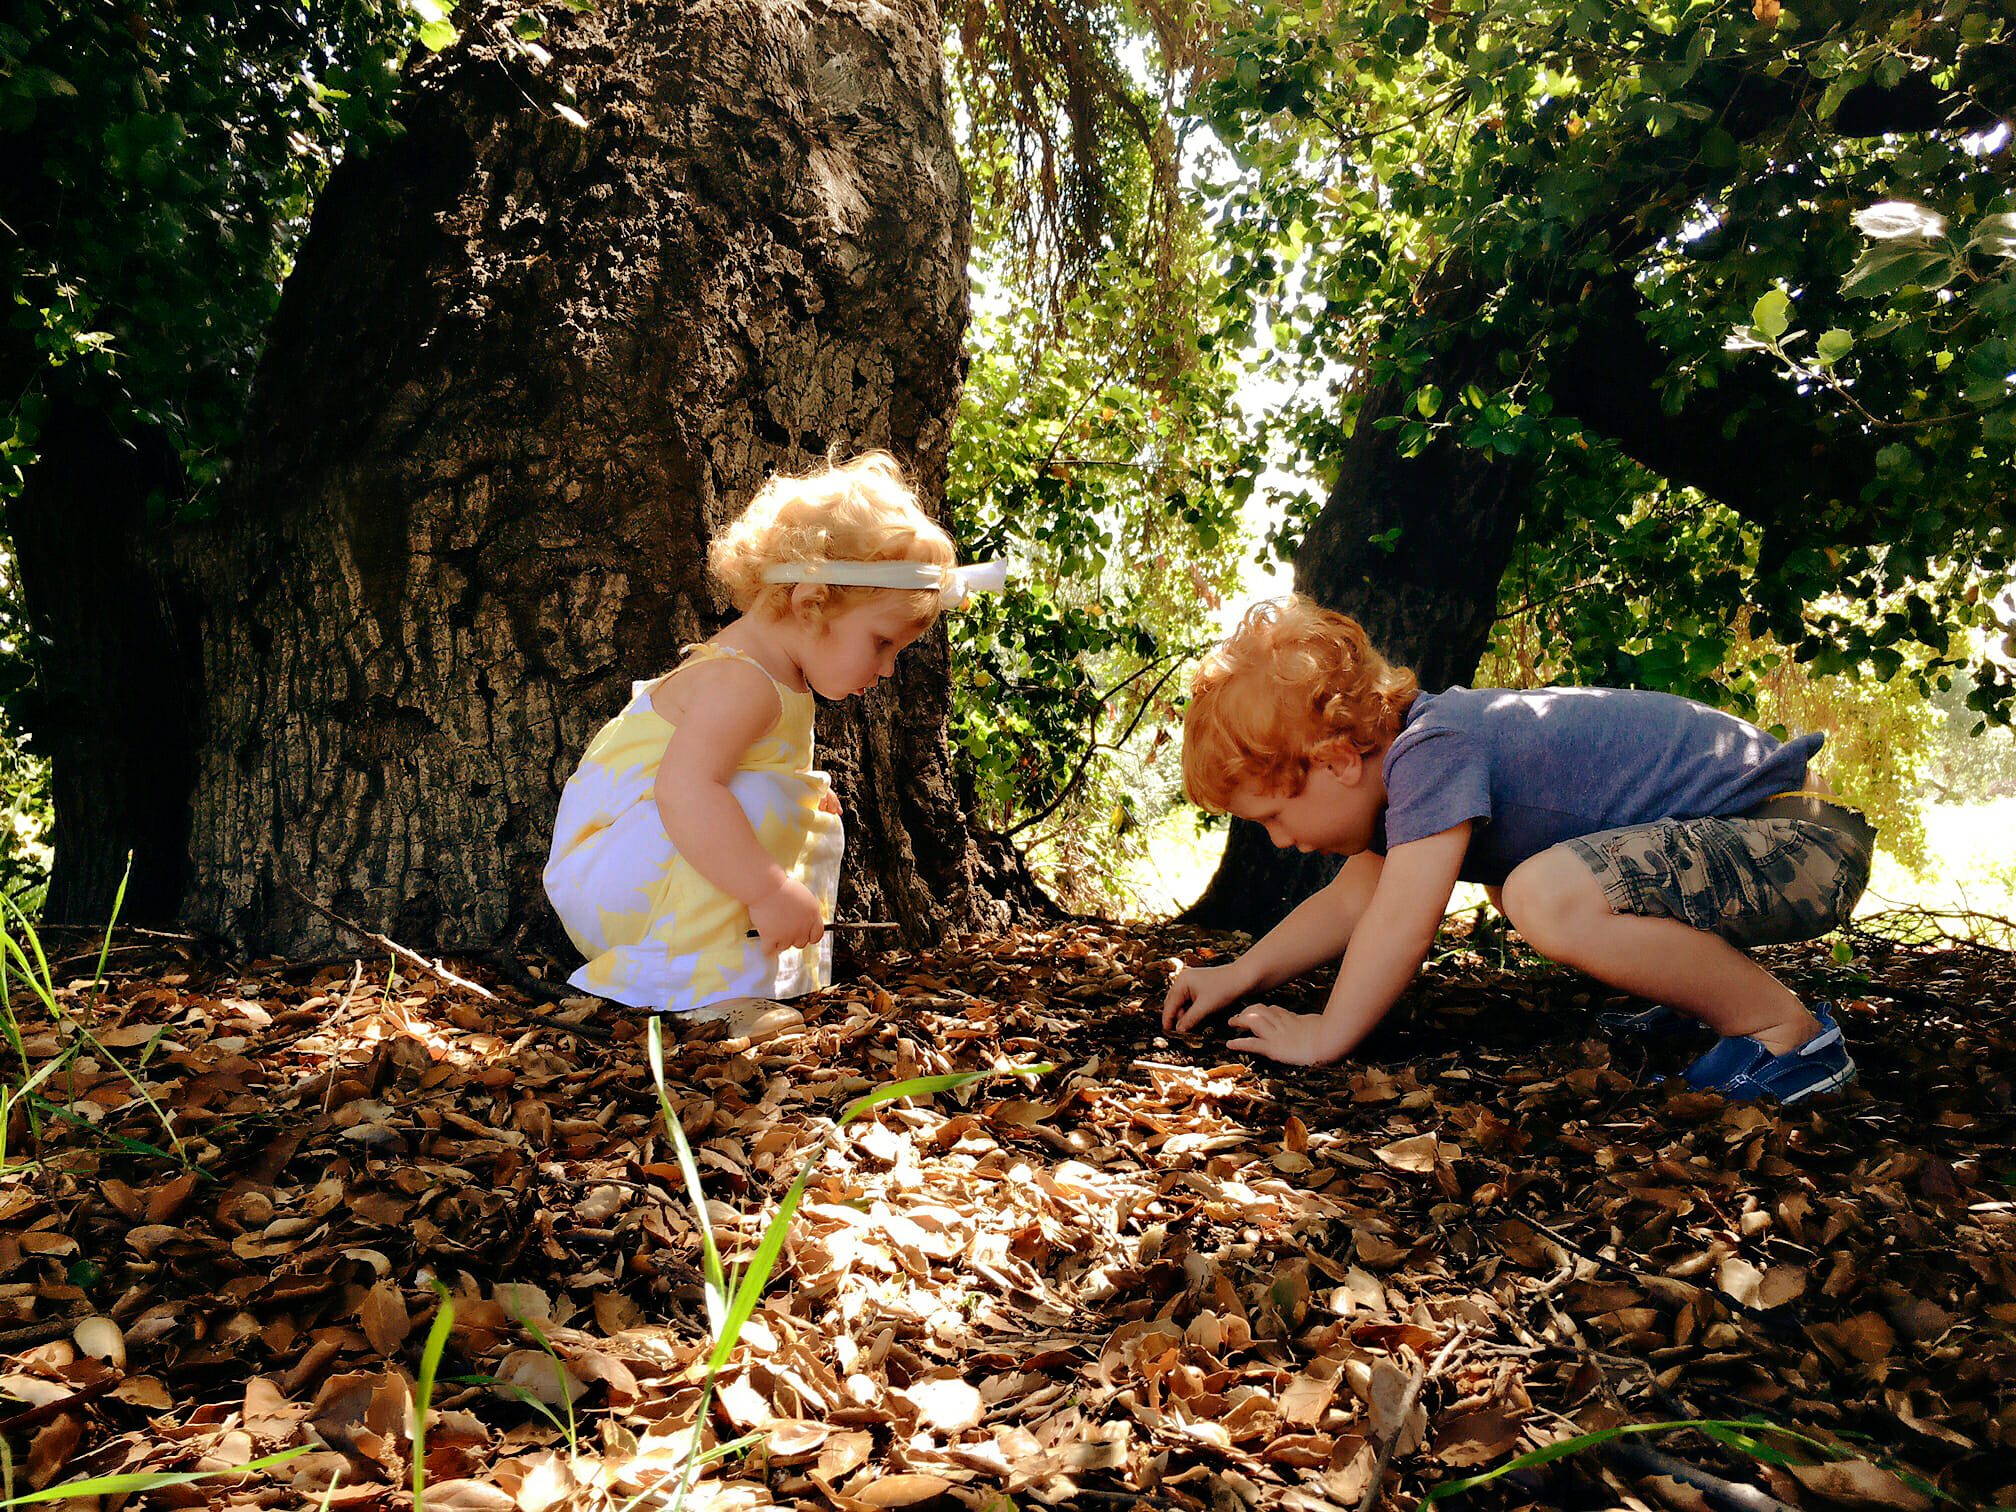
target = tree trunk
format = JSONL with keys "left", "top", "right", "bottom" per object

{"left": 5, "top": 402, "right": 198, "bottom": 925}
{"left": 176, "top": 0, "right": 1021, "bottom": 954}
{"left": 1183, "top": 343, "right": 1531, "bottom": 934}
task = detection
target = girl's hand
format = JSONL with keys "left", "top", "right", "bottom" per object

{"left": 1226, "top": 1003, "right": 1344, "bottom": 1065}
{"left": 749, "top": 877, "right": 826, "bottom": 954}
{"left": 819, "top": 789, "right": 842, "bottom": 815}
{"left": 1161, "top": 960, "right": 1257, "bottom": 1033}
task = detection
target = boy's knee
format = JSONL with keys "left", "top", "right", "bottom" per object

{"left": 1500, "top": 850, "right": 1605, "bottom": 956}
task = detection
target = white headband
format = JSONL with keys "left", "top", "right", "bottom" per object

{"left": 761, "top": 558, "right": 1009, "bottom": 610}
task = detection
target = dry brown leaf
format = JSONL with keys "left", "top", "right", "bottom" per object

{"left": 423, "top": 1479, "right": 517, "bottom": 1512}
{"left": 243, "top": 1376, "right": 308, "bottom": 1439}
{"left": 856, "top": 1473, "right": 955, "bottom": 1507}
{"left": 815, "top": 1430, "right": 875, "bottom": 1482}
{"left": 899, "top": 1376, "right": 984, "bottom": 1433}
{"left": 72, "top": 1315, "right": 125, "bottom": 1368}
{"left": 1375, "top": 1133, "right": 1452, "bottom": 1173}
{"left": 592, "top": 1291, "right": 644, "bottom": 1335}
{"left": 360, "top": 1280, "right": 412, "bottom": 1356}
{"left": 515, "top": 1453, "right": 578, "bottom": 1512}
{"left": 27, "top": 1415, "right": 83, "bottom": 1490}
{"left": 1431, "top": 1407, "right": 1523, "bottom": 1467}
{"left": 1788, "top": 1459, "right": 1934, "bottom": 1511}
{"left": 1279, "top": 1365, "right": 1339, "bottom": 1427}
{"left": 493, "top": 1351, "right": 586, "bottom": 1409}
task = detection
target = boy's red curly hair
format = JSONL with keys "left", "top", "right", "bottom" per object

{"left": 1183, "top": 595, "right": 1419, "bottom": 810}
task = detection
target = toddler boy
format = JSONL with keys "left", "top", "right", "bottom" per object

{"left": 1161, "top": 597, "right": 1873, "bottom": 1102}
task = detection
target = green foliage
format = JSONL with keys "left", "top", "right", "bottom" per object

{"left": 1923, "top": 670, "right": 2016, "bottom": 803}
{"left": 947, "top": 26, "right": 1263, "bottom": 910}
{"left": 1, "top": 0, "right": 425, "bottom": 515}
{"left": 0, "top": 706, "right": 50, "bottom": 915}
{"left": 1747, "top": 636, "right": 1936, "bottom": 874}
{"left": 1199, "top": 0, "right": 2016, "bottom": 716}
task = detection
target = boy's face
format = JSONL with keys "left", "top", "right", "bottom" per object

{"left": 1225, "top": 753, "right": 1383, "bottom": 856}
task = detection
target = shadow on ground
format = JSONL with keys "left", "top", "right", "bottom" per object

{"left": 2, "top": 916, "right": 2012, "bottom": 1510}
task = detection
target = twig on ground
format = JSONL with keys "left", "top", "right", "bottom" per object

{"left": 0, "top": 1313, "right": 93, "bottom": 1352}
{"left": 1514, "top": 1208, "right": 1804, "bottom": 1336}
{"left": 0, "top": 1377, "right": 117, "bottom": 1433}
{"left": 1606, "top": 1440, "right": 1800, "bottom": 1512}
{"left": 1356, "top": 1324, "right": 1469, "bottom": 1512}
{"left": 284, "top": 884, "right": 613, "bottom": 1045}
{"left": 487, "top": 948, "right": 583, "bottom": 1006}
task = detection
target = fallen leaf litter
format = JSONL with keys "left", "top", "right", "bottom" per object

{"left": 2, "top": 919, "right": 2013, "bottom": 1509}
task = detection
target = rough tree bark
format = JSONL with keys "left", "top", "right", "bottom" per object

{"left": 176, "top": 0, "right": 1028, "bottom": 954}
{"left": 1182, "top": 323, "right": 1533, "bottom": 932}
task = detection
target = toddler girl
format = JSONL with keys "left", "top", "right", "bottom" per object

{"left": 544, "top": 452, "right": 1003, "bottom": 1012}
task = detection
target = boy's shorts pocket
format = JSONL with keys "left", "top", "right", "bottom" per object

{"left": 1564, "top": 813, "right": 1873, "bottom": 948}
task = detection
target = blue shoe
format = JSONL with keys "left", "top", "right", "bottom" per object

{"left": 1680, "top": 1002, "right": 1857, "bottom": 1104}
{"left": 1597, "top": 1001, "right": 1696, "bottom": 1036}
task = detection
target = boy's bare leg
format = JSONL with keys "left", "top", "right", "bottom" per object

{"left": 1499, "top": 850, "right": 1822, "bottom": 1054}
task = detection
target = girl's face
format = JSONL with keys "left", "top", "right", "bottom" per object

{"left": 790, "top": 594, "right": 934, "bottom": 699}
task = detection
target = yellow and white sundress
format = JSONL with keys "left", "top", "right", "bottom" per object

{"left": 543, "top": 644, "right": 843, "bottom": 1012}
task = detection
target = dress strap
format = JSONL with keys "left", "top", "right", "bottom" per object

{"left": 672, "top": 642, "right": 808, "bottom": 701}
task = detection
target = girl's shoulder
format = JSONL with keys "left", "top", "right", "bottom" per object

{"left": 647, "top": 642, "right": 791, "bottom": 731}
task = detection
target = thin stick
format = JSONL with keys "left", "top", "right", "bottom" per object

{"left": 0, "top": 1314, "right": 92, "bottom": 1352}
{"left": 1514, "top": 1208, "right": 1802, "bottom": 1336}
{"left": 1606, "top": 1440, "right": 1799, "bottom": 1512}
{"left": 284, "top": 884, "right": 613, "bottom": 1045}
{"left": 1356, "top": 1324, "right": 1468, "bottom": 1512}
{"left": 743, "top": 921, "right": 902, "bottom": 939}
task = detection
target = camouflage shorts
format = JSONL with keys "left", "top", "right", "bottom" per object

{"left": 1562, "top": 796, "right": 1875, "bottom": 948}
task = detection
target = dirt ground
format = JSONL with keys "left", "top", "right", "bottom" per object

{"left": 3, "top": 915, "right": 2013, "bottom": 1511}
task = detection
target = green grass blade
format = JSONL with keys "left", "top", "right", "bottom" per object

{"left": 412, "top": 1283, "right": 457, "bottom": 1510}
{"left": 515, "top": 1318, "right": 579, "bottom": 1453}
{"left": 0, "top": 1447, "right": 309, "bottom": 1506}
{"left": 706, "top": 1063, "right": 1050, "bottom": 1374}
{"left": 87, "top": 854, "right": 134, "bottom": 1005}
{"left": 24, "top": 1093, "right": 184, "bottom": 1165}
{"left": 0, "top": 919, "right": 21, "bottom": 1075}
{"left": 16, "top": 1052, "right": 69, "bottom": 1101}
{"left": 1697, "top": 1421, "right": 1802, "bottom": 1466}
{"left": 647, "top": 1018, "right": 728, "bottom": 1325}
{"left": 447, "top": 1375, "right": 571, "bottom": 1439}
{"left": 705, "top": 1156, "right": 821, "bottom": 1374}
{"left": 0, "top": 895, "right": 56, "bottom": 1015}
{"left": 691, "top": 1432, "right": 762, "bottom": 1467}
{"left": 63, "top": 1020, "right": 187, "bottom": 1165}
{"left": 0, "top": 924, "right": 56, "bottom": 1021}
{"left": 834, "top": 1066, "right": 1051, "bottom": 1128}
{"left": 1424, "top": 1418, "right": 1833, "bottom": 1502}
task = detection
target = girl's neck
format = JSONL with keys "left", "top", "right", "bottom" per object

{"left": 712, "top": 612, "right": 811, "bottom": 694}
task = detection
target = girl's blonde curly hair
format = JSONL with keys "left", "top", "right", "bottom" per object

{"left": 1183, "top": 595, "right": 1419, "bottom": 809}
{"left": 709, "top": 452, "right": 957, "bottom": 626}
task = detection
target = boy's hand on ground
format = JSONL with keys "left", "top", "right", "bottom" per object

{"left": 1226, "top": 1004, "right": 1344, "bottom": 1066}
{"left": 1162, "top": 962, "right": 1256, "bottom": 1033}
{"left": 749, "top": 878, "right": 826, "bottom": 954}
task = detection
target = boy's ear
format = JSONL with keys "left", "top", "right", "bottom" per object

{"left": 1312, "top": 739, "right": 1364, "bottom": 783}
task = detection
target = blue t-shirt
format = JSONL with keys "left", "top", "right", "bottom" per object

{"left": 1373, "top": 686, "right": 1823, "bottom": 885}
